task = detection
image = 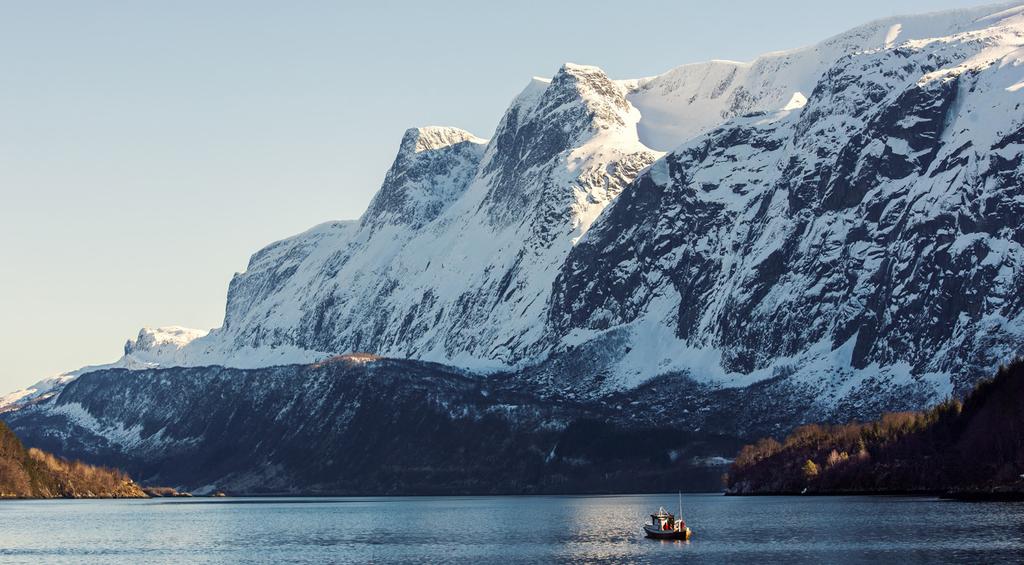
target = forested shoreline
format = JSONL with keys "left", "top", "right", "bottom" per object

{"left": 726, "top": 360, "right": 1024, "bottom": 500}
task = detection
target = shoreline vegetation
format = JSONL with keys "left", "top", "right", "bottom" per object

{"left": 0, "top": 421, "right": 145, "bottom": 499}
{"left": 0, "top": 422, "right": 226, "bottom": 500}
{"left": 726, "top": 359, "right": 1024, "bottom": 501}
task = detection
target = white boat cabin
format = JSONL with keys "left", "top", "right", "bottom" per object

{"left": 650, "top": 507, "right": 678, "bottom": 531}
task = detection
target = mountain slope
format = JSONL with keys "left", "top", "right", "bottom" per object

{"left": 4, "top": 3, "right": 1024, "bottom": 495}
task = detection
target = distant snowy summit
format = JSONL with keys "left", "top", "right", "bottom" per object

{"left": 1, "top": 326, "right": 207, "bottom": 411}
{"left": 6, "top": 2, "right": 1024, "bottom": 417}
{"left": 123, "top": 326, "right": 209, "bottom": 364}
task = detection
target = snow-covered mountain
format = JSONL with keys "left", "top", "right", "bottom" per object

{"left": 168, "top": 2, "right": 1024, "bottom": 404}
{"left": 4, "top": 2, "right": 1024, "bottom": 494}
{"left": 6, "top": 3, "right": 1024, "bottom": 419}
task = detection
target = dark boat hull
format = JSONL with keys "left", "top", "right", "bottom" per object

{"left": 643, "top": 525, "right": 692, "bottom": 540}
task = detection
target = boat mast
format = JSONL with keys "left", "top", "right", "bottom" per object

{"left": 678, "top": 491, "right": 682, "bottom": 522}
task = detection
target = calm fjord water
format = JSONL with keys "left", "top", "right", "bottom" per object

{"left": 1, "top": 494, "right": 1022, "bottom": 564}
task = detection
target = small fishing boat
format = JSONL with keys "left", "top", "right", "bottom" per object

{"left": 643, "top": 493, "right": 693, "bottom": 540}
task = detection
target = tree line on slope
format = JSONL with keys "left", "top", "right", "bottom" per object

{"left": 726, "top": 359, "right": 1024, "bottom": 496}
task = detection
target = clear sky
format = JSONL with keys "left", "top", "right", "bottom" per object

{"left": 0, "top": 0, "right": 999, "bottom": 391}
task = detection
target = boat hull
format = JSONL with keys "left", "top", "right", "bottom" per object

{"left": 643, "top": 525, "right": 692, "bottom": 540}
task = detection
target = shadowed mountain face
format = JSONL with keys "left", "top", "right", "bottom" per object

{"left": 3, "top": 358, "right": 745, "bottom": 494}
{"left": 0, "top": 353, "right": 952, "bottom": 494}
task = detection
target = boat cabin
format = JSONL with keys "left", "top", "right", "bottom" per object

{"left": 650, "top": 507, "right": 679, "bottom": 531}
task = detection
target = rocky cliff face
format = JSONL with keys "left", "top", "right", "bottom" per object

{"left": 542, "top": 10, "right": 1024, "bottom": 406}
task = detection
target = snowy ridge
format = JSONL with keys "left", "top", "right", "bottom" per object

{"left": 0, "top": 375, "right": 75, "bottom": 412}
{"left": 625, "top": 1, "right": 1022, "bottom": 150}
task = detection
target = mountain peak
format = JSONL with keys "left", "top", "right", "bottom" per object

{"left": 558, "top": 62, "right": 606, "bottom": 75}
{"left": 548, "top": 62, "right": 632, "bottom": 129}
{"left": 398, "top": 126, "right": 486, "bottom": 156}
{"left": 361, "top": 126, "right": 487, "bottom": 231}
{"left": 124, "top": 326, "right": 208, "bottom": 358}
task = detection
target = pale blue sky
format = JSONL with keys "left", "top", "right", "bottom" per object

{"left": 0, "top": 0, "right": 995, "bottom": 390}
